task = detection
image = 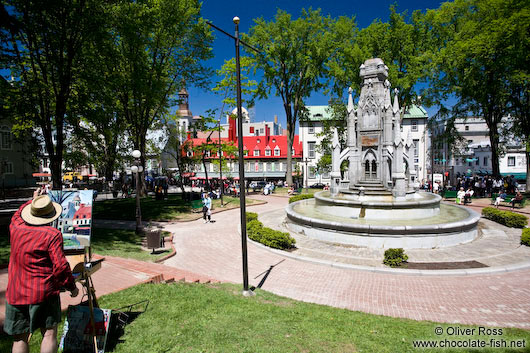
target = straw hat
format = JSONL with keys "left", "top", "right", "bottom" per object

{"left": 21, "top": 195, "right": 62, "bottom": 225}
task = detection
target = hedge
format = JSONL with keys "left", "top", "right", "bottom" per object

{"left": 245, "top": 213, "right": 296, "bottom": 250}
{"left": 289, "top": 194, "right": 315, "bottom": 204}
{"left": 481, "top": 207, "right": 528, "bottom": 228}
{"left": 522, "top": 228, "right": 530, "bottom": 247}
{"left": 383, "top": 248, "right": 408, "bottom": 267}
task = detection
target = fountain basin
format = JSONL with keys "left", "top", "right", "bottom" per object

{"left": 286, "top": 194, "right": 480, "bottom": 249}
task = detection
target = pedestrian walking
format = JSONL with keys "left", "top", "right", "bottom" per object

{"left": 5, "top": 188, "right": 79, "bottom": 353}
{"left": 202, "top": 193, "right": 212, "bottom": 223}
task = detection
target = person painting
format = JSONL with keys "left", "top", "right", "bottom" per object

{"left": 5, "top": 188, "right": 79, "bottom": 353}
{"left": 202, "top": 193, "right": 212, "bottom": 223}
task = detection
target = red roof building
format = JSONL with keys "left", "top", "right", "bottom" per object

{"left": 184, "top": 118, "right": 303, "bottom": 180}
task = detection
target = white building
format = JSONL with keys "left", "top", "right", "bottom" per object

{"left": 299, "top": 104, "right": 429, "bottom": 186}
{"left": 432, "top": 117, "right": 527, "bottom": 184}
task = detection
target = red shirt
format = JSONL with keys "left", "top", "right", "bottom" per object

{"left": 7, "top": 200, "right": 76, "bottom": 305}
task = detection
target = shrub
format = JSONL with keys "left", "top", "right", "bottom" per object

{"left": 246, "top": 217, "right": 296, "bottom": 250}
{"left": 482, "top": 207, "right": 528, "bottom": 228}
{"left": 383, "top": 248, "right": 408, "bottom": 267}
{"left": 522, "top": 229, "right": 530, "bottom": 247}
{"left": 246, "top": 212, "right": 258, "bottom": 222}
{"left": 289, "top": 194, "right": 315, "bottom": 204}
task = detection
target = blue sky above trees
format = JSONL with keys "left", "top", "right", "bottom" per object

{"left": 187, "top": 0, "right": 445, "bottom": 128}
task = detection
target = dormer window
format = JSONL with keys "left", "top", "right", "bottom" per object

{"left": 257, "top": 139, "right": 260, "bottom": 143}
{"left": 274, "top": 146, "right": 280, "bottom": 156}
{"left": 244, "top": 150, "right": 248, "bottom": 156}
{"left": 253, "top": 149, "right": 260, "bottom": 157}
{"left": 272, "top": 138, "right": 276, "bottom": 143}
{"left": 265, "top": 148, "right": 271, "bottom": 156}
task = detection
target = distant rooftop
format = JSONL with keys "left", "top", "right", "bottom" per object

{"left": 304, "top": 104, "right": 428, "bottom": 122}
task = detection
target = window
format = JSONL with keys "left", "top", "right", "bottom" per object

{"left": 308, "top": 125, "right": 315, "bottom": 134}
{"left": 265, "top": 148, "right": 271, "bottom": 156}
{"left": 508, "top": 156, "right": 515, "bottom": 167}
{"left": 1, "top": 126, "right": 12, "bottom": 150}
{"left": 413, "top": 139, "right": 419, "bottom": 157}
{"left": 259, "top": 162, "right": 264, "bottom": 172}
{"left": 243, "top": 150, "right": 248, "bottom": 156}
{"left": 272, "top": 162, "right": 277, "bottom": 171}
{"left": 267, "top": 163, "right": 272, "bottom": 171}
{"left": 322, "top": 170, "right": 330, "bottom": 179}
{"left": 187, "top": 150, "right": 193, "bottom": 157}
{"left": 272, "top": 139, "right": 276, "bottom": 143}
{"left": 274, "top": 147, "right": 280, "bottom": 156}
{"left": 475, "top": 159, "right": 479, "bottom": 166}
{"left": 2, "top": 161, "right": 13, "bottom": 174}
{"left": 253, "top": 149, "right": 260, "bottom": 157}
{"left": 250, "top": 127, "right": 254, "bottom": 133}
{"left": 308, "top": 142, "right": 316, "bottom": 159}
{"left": 483, "top": 157, "right": 488, "bottom": 166}
{"left": 205, "top": 151, "right": 211, "bottom": 157}
{"left": 282, "top": 162, "right": 287, "bottom": 171}
{"left": 465, "top": 125, "right": 469, "bottom": 131}
{"left": 257, "top": 139, "right": 260, "bottom": 143}
{"left": 411, "top": 120, "right": 418, "bottom": 132}
{"left": 260, "top": 128, "right": 264, "bottom": 134}
{"left": 309, "top": 166, "right": 316, "bottom": 179}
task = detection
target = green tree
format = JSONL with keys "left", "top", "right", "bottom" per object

{"left": 423, "top": 0, "right": 530, "bottom": 177}
{"left": 112, "top": 0, "right": 213, "bottom": 178}
{"left": 245, "top": 8, "right": 337, "bottom": 185}
{"left": 3, "top": 0, "right": 108, "bottom": 188}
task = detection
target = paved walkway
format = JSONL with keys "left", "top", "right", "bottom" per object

{"left": 163, "top": 195, "right": 530, "bottom": 329}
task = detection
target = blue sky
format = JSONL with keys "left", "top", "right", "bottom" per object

{"left": 187, "top": 0, "right": 446, "bottom": 129}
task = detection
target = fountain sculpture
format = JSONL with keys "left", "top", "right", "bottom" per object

{"left": 286, "top": 58, "right": 480, "bottom": 249}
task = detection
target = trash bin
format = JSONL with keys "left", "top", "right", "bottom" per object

{"left": 146, "top": 228, "right": 162, "bottom": 253}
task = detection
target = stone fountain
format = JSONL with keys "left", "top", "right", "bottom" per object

{"left": 286, "top": 58, "right": 480, "bottom": 249}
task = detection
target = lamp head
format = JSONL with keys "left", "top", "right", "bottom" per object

{"left": 132, "top": 150, "right": 141, "bottom": 159}
{"left": 131, "top": 165, "right": 138, "bottom": 173}
{"left": 233, "top": 16, "right": 240, "bottom": 25}
{"left": 138, "top": 166, "right": 144, "bottom": 173}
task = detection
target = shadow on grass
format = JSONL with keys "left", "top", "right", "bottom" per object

{"left": 93, "top": 195, "right": 191, "bottom": 221}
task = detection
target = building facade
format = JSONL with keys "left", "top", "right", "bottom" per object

{"left": 299, "top": 104, "right": 429, "bottom": 187}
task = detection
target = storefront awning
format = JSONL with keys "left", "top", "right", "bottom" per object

{"left": 501, "top": 172, "right": 527, "bottom": 180}
{"left": 32, "top": 173, "right": 51, "bottom": 177}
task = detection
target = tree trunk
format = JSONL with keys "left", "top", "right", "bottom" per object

{"left": 486, "top": 116, "right": 501, "bottom": 177}
{"left": 202, "top": 155, "right": 210, "bottom": 191}
{"left": 526, "top": 141, "right": 530, "bottom": 196}
{"left": 285, "top": 103, "right": 294, "bottom": 186}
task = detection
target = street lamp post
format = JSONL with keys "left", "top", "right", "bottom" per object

{"left": 218, "top": 120, "right": 224, "bottom": 207}
{"left": 207, "top": 17, "right": 259, "bottom": 296}
{"left": 303, "top": 158, "right": 309, "bottom": 194}
{"left": 131, "top": 150, "right": 143, "bottom": 234}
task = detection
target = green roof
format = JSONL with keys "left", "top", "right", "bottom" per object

{"left": 403, "top": 105, "right": 428, "bottom": 119}
{"left": 305, "top": 104, "right": 428, "bottom": 121}
{"left": 305, "top": 105, "right": 332, "bottom": 121}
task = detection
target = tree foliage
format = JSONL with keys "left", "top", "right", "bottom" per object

{"left": 112, "top": 0, "right": 213, "bottom": 172}
{"left": 245, "top": 8, "right": 339, "bottom": 185}
{"left": 2, "top": 0, "right": 108, "bottom": 188}
{"left": 423, "top": 0, "right": 530, "bottom": 178}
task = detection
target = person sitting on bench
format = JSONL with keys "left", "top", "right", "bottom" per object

{"left": 494, "top": 190, "right": 508, "bottom": 208}
{"left": 511, "top": 191, "right": 524, "bottom": 209}
{"left": 464, "top": 188, "right": 474, "bottom": 205}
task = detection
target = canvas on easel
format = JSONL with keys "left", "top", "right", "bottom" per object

{"left": 48, "top": 190, "right": 94, "bottom": 250}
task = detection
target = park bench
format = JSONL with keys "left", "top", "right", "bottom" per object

{"left": 491, "top": 193, "right": 526, "bottom": 208}
{"left": 190, "top": 199, "right": 203, "bottom": 213}
{"left": 443, "top": 190, "right": 458, "bottom": 199}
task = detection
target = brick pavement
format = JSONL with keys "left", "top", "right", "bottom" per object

{"left": 163, "top": 194, "right": 530, "bottom": 329}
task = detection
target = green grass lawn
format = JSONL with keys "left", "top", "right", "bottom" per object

{"left": 3, "top": 282, "right": 529, "bottom": 353}
{"left": 93, "top": 195, "right": 261, "bottom": 222}
{"left": 91, "top": 228, "right": 170, "bottom": 262}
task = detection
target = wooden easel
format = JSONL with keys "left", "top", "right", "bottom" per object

{"left": 66, "top": 247, "right": 103, "bottom": 353}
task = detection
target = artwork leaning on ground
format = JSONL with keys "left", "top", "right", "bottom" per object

{"left": 49, "top": 190, "right": 94, "bottom": 250}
